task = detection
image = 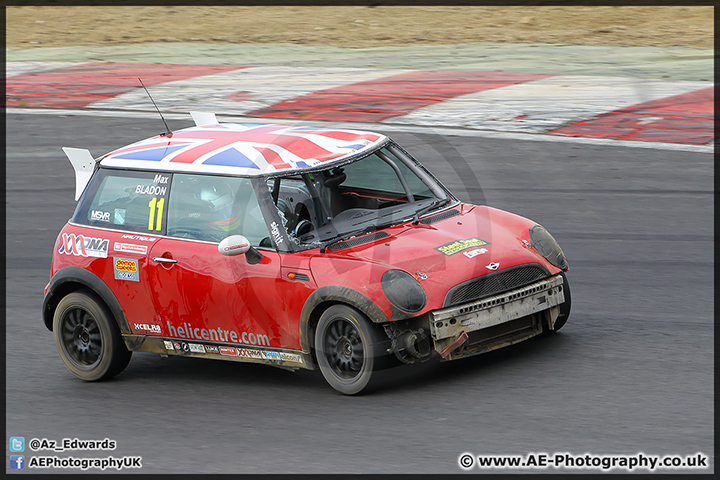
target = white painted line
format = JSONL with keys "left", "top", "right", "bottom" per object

{"left": 390, "top": 75, "right": 712, "bottom": 132}
{"left": 89, "top": 66, "right": 411, "bottom": 115}
{"left": 6, "top": 61, "right": 84, "bottom": 77}
{"left": 7, "top": 107, "right": 713, "bottom": 153}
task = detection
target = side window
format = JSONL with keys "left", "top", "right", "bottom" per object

{"left": 73, "top": 169, "right": 171, "bottom": 234}
{"left": 167, "top": 174, "right": 270, "bottom": 246}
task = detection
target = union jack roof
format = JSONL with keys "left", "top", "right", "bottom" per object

{"left": 100, "top": 123, "right": 387, "bottom": 176}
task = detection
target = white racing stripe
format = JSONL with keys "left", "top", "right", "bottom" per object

{"left": 89, "top": 66, "right": 411, "bottom": 115}
{"left": 390, "top": 75, "right": 712, "bottom": 132}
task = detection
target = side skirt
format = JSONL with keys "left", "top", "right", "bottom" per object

{"left": 123, "top": 335, "right": 314, "bottom": 371}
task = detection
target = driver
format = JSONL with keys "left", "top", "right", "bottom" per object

{"left": 196, "top": 181, "right": 242, "bottom": 236}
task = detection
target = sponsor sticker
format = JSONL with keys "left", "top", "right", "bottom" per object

{"left": 463, "top": 247, "right": 488, "bottom": 259}
{"left": 173, "top": 342, "right": 182, "bottom": 350}
{"left": 435, "top": 237, "right": 490, "bottom": 256}
{"left": 114, "top": 242, "right": 148, "bottom": 255}
{"left": 270, "top": 221, "right": 283, "bottom": 245}
{"left": 222, "top": 242, "right": 249, "bottom": 253}
{"left": 163, "top": 341, "right": 174, "bottom": 350}
{"left": 90, "top": 210, "right": 110, "bottom": 222}
{"left": 114, "top": 209, "right": 126, "bottom": 225}
{"left": 58, "top": 233, "right": 109, "bottom": 258}
{"left": 261, "top": 351, "right": 281, "bottom": 360}
{"left": 279, "top": 352, "right": 303, "bottom": 363}
{"left": 188, "top": 343, "right": 206, "bottom": 353}
{"left": 113, "top": 257, "right": 139, "bottom": 282}
{"left": 121, "top": 234, "right": 155, "bottom": 242}
{"left": 219, "top": 346, "right": 238, "bottom": 356}
{"left": 133, "top": 322, "right": 160, "bottom": 333}
{"left": 237, "top": 348, "right": 264, "bottom": 359}
{"left": 204, "top": 345, "right": 220, "bottom": 354}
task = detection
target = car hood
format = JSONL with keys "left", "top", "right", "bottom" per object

{"left": 310, "top": 204, "right": 559, "bottom": 314}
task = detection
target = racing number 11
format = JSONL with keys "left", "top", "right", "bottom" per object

{"left": 148, "top": 197, "right": 165, "bottom": 231}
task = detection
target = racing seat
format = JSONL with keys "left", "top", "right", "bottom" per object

{"left": 324, "top": 169, "right": 355, "bottom": 216}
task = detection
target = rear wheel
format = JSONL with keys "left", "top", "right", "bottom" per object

{"left": 53, "top": 290, "right": 132, "bottom": 381}
{"left": 315, "top": 305, "right": 383, "bottom": 395}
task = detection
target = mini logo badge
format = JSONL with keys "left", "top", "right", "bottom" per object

{"left": 486, "top": 262, "right": 500, "bottom": 271}
{"left": 416, "top": 272, "right": 428, "bottom": 280}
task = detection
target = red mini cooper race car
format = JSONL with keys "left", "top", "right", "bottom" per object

{"left": 44, "top": 112, "right": 570, "bottom": 394}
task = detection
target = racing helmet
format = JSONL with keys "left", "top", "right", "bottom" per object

{"left": 197, "top": 181, "right": 242, "bottom": 232}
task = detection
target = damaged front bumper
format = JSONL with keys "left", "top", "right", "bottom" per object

{"left": 428, "top": 274, "right": 566, "bottom": 360}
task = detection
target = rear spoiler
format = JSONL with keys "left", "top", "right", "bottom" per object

{"left": 190, "top": 111, "right": 218, "bottom": 127}
{"left": 62, "top": 147, "right": 96, "bottom": 201}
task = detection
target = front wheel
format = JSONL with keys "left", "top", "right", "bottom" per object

{"left": 549, "top": 273, "right": 571, "bottom": 332}
{"left": 315, "top": 305, "right": 383, "bottom": 395}
{"left": 53, "top": 290, "right": 132, "bottom": 381}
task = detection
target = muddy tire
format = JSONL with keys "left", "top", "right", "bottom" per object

{"left": 53, "top": 290, "right": 132, "bottom": 381}
{"left": 315, "top": 305, "right": 384, "bottom": 395}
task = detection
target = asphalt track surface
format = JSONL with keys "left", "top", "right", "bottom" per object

{"left": 5, "top": 112, "right": 713, "bottom": 474}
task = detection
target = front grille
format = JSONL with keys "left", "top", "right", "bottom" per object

{"left": 444, "top": 263, "right": 549, "bottom": 307}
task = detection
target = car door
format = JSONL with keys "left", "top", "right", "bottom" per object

{"left": 145, "top": 174, "right": 295, "bottom": 350}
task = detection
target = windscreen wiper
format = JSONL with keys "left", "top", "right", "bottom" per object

{"left": 412, "top": 197, "right": 451, "bottom": 225}
{"left": 319, "top": 221, "right": 397, "bottom": 253}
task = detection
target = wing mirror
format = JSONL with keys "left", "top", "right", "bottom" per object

{"left": 218, "top": 235, "right": 263, "bottom": 264}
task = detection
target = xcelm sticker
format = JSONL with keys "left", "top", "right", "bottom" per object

{"left": 113, "top": 257, "right": 139, "bottom": 282}
{"left": 435, "top": 237, "right": 490, "bottom": 256}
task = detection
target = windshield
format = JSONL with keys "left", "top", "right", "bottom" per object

{"left": 266, "top": 142, "right": 453, "bottom": 247}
